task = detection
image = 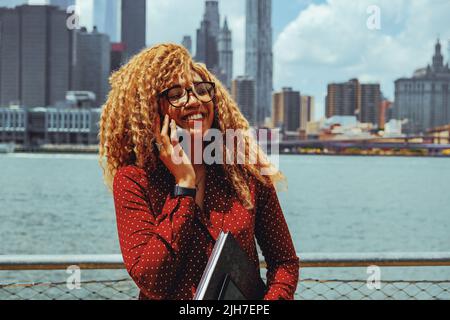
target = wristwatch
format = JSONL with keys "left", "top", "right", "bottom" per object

{"left": 173, "top": 185, "right": 197, "bottom": 199}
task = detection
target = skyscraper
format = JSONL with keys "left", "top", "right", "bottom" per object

{"left": 326, "top": 79, "right": 360, "bottom": 119}
{"left": 272, "top": 91, "right": 284, "bottom": 129}
{"left": 218, "top": 17, "right": 233, "bottom": 90}
{"left": 182, "top": 35, "right": 192, "bottom": 54}
{"left": 0, "top": 5, "right": 73, "bottom": 107}
{"left": 72, "top": 27, "right": 111, "bottom": 107}
{"left": 203, "top": 0, "right": 220, "bottom": 39}
{"left": 48, "top": 0, "right": 75, "bottom": 10}
{"left": 326, "top": 78, "right": 381, "bottom": 126}
{"left": 360, "top": 84, "right": 381, "bottom": 125}
{"left": 300, "top": 96, "right": 315, "bottom": 131}
{"left": 394, "top": 39, "right": 450, "bottom": 134}
{"left": 448, "top": 39, "right": 450, "bottom": 66}
{"left": 232, "top": 76, "right": 256, "bottom": 126}
{"left": 245, "top": 0, "right": 273, "bottom": 127}
{"left": 272, "top": 88, "right": 300, "bottom": 132}
{"left": 121, "top": 0, "right": 146, "bottom": 61}
{"left": 196, "top": 1, "right": 220, "bottom": 74}
{"left": 93, "top": 0, "right": 119, "bottom": 42}
{"left": 0, "top": 7, "right": 21, "bottom": 106}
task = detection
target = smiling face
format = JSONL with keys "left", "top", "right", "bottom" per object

{"left": 159, "top": 72, "right": 215, "bottom": 137}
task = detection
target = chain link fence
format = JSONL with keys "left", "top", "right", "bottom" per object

{"left": 1, "top": 254, "right": 449, "bottom": 300}
{"left": 297, "top": 279, "right": 450, "bottom": 300}
{"left": 1, "top": 275, "right": 450, "bottom": 300}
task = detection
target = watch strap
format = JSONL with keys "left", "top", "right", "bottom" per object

{"left": 173, "top": 185, "right": 196, "bottom": 198}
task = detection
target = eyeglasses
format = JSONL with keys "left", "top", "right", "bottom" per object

{"left": 158, "top": 81, "right": 216, "bottom": 108}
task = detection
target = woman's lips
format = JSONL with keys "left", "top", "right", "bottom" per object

{"left": 182, "top": 112, "right": 207, "bottom": 120}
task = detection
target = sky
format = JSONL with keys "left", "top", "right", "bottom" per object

{"left": 7, "top": 0, "right": 450, "bottom": 119}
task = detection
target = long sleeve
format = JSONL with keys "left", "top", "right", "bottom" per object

{"left": 113, "top": 165, "right": 197, "bottom": 300}
{"left": 254, "top": 181, "right": 300, "bottom": 300}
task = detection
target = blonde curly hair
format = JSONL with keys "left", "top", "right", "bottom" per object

{"left": 98, "top": 43, "right": 286, "bottom": 209}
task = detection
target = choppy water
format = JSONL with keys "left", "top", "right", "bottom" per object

{"left": 1, "top": 154, "right": 449, "bottom": 285}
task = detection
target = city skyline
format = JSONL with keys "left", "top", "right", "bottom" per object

{"left": 7, "top": 0, "right": 450, "bottom": 120}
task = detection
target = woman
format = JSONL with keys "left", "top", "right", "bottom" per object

{"left": 99, "top": 43, "right": 299, "bottom": 300}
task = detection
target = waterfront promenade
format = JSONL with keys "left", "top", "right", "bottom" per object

{"left": 1, "top": 154, "right": 448, "bottom": 300}
{"left": 1, "top": 253, "right": 449, "bottom": 300}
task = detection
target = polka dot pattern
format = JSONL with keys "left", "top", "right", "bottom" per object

{"left": 112, "top": 162, "right": 300, "bottom": 300}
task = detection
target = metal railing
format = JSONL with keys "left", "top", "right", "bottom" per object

{"left": 2, "top": 252, "right": 450, "bottom": 270}
{"left": 1, "top": 253, "right": 450, "bottom": 300}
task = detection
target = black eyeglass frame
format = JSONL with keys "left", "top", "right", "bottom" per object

{"left": 157, "top": 81, "right": 216, "bottom": 109}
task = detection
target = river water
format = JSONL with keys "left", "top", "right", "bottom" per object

{"left": 1, "top": 154, "right": 449, "bottom": 287}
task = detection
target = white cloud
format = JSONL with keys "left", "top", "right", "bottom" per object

{"left": 274, "top": 0, "right": 450, "bottom": 119}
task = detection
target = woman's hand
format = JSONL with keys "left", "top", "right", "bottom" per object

{"left": 156, "top": 114, "right": 196, "bottom": 189}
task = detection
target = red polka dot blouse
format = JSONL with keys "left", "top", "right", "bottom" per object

{"left": 113, "top": 162, "right": 300, "bottom": 300}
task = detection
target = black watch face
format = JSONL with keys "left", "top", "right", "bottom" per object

{"left": 174, "top": 186, "right": 196, "bottom": 198}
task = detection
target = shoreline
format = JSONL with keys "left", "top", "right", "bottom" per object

{"left": 5, "top": 149, "right": 450, "bottom": 158}
{"left": 3, "top": 143, "right": 449, "bottom": 158}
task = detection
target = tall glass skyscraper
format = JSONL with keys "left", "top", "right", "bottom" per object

{"left": 245, "top": 0, "right": 273, "bottom": 127}
{"left": 218, "top": 18, "right": 233, "bottom": 90}
{"left": 203, "top": 0, "right": 220, "bottom": 39}
{"left": 196, "top": 1, "right": 220, "bottom": 74}
{"left": 121, "top": 0, "right": 146, "bottom": 61}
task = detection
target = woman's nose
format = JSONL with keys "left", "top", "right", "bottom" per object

{"left": 185, "top": 90, "right": 201, "bottom": 108}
